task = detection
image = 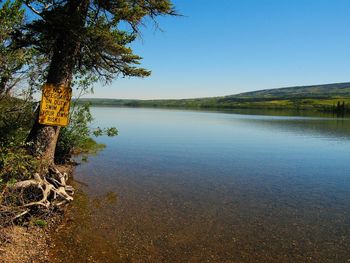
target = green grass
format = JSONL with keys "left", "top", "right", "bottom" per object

{"left": 33, "top": 219, "right": 47, "bottom": 228}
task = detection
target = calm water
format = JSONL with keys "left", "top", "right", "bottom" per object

{"left": 52, "top": 107, "right": 350, "bottom": 263}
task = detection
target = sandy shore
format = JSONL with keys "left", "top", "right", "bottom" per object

{"left": 0, "top": 224, "right": 54, "bottom": 263}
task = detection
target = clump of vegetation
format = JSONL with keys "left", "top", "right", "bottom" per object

{"left": 33, "top": 219, "right": 47, "bottom": 228}
{"left": 55, "top": 102, "right": 118, "bottom": 163}
{"left": 0, "top": 147, "right": 39, "bottom": 184}
{"left": 0, "top": 97, "right": 35, "bottom": 144}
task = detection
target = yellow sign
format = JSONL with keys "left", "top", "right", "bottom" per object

{"left": 39, "top": 84, "right": 72, "bottom": 127}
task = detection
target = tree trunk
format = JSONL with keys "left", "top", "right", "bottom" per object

{"left": 26, "top": 0, "right": 89, "bottom": 165}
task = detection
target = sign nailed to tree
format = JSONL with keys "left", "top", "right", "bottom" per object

{"left": 39, "top": 84, "right": 72, "bottom": 127}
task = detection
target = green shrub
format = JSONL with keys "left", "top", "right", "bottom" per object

{"left": 0, "top": 96, "right": 35, "bottom": 148}
{"left": 0, "top": 146, "right": 38, "bottom": 183}
{"left": 55, "top": 103, "right": 117, "bottom": 163}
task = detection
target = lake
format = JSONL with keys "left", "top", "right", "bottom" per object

{"left": 51, "top": 107, "right": 350, "bottom": 262}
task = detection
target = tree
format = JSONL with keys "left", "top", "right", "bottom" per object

{"left": 0, "top": 0, "right": 32, "bottom": 96}
{"left": 16, "top": 0, "right": 176, "bottom": 165}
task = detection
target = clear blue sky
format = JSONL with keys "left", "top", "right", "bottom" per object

{"left": 90, "top": 0, "right": 350, "bottom": 99}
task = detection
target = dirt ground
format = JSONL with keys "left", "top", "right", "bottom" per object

{"left": 0, "top": 165, "right": 73, "bottom": 263}
{"left": 0, "top": 225, "right": 52, "bottom": 263}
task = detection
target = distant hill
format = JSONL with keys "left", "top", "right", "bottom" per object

{"left": 233, "top": 82, "right": 350, "bottom": 99}
{"left": 78, "top": 82, "right": 350, "bottom": 113}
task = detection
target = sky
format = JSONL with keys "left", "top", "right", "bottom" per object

{"left": 89, "top": 0, "right": 350, "bottom": 99}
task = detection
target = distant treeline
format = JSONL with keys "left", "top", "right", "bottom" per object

{"left": 76, "top": 97, "right": 350, "bottom": 114}
{"left": 76, "top": 82, "right": 350, "bottom": 115}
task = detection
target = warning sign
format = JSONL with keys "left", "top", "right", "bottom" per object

{"left": 38, "top": 83, "right": 72, "bottom": 127}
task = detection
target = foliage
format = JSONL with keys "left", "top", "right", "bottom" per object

{"left": 0, "top": 66, "right": 39, "bottom": 217}
{"left": 55, "top": 103, "right": 118, "bottom": 163}
{"left": 16, "top": 0, "right": 176, "bottom": 84}
{"left": 0, "top": 0, "right": 35, "bottom": 95}
{"left": 0, "top": 146, "right": 39, "bottom": 183}
{"left": 33, "top": 219, "right": 47, "bottom": 227}
{"left": 0, "top": 96, "right": 35, "bottom": 147}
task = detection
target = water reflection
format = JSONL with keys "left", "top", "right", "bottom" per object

{"left": 51, "top": 107, "right": 350, "bottom": 262}
{"left": 238, "top": 116, "right": 350, "bottom": 141}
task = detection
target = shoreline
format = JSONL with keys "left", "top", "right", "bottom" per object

{"left": 0, "top": 164, "right": 74, "bottom": 263}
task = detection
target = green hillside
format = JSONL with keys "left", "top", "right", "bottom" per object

{"left": 78, "top": 82, "right": 350, "bottom": 113}
{"left": 233, "top": 82, "right": 350, "bottom": 98}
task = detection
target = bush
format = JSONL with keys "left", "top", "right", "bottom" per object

{"left": 0, "top": 96, "right": 35, "bottom": 148}
{"left": 0, "top": 96, "right": 38, "bottom": 184}
{"left": 0, "top": 146, "right": 38, "bottom": 184}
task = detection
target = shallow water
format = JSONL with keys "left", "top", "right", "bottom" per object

{"left": 52, "top": 107, "right": 350, "bottom": 262}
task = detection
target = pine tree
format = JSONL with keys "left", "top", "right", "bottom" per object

{"left": 15, "top": 0, "right": 176, "bottom": 165}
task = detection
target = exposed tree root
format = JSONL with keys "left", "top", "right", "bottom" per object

{"left": 0, "top": 166, "right": 74, "bottom": 225}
